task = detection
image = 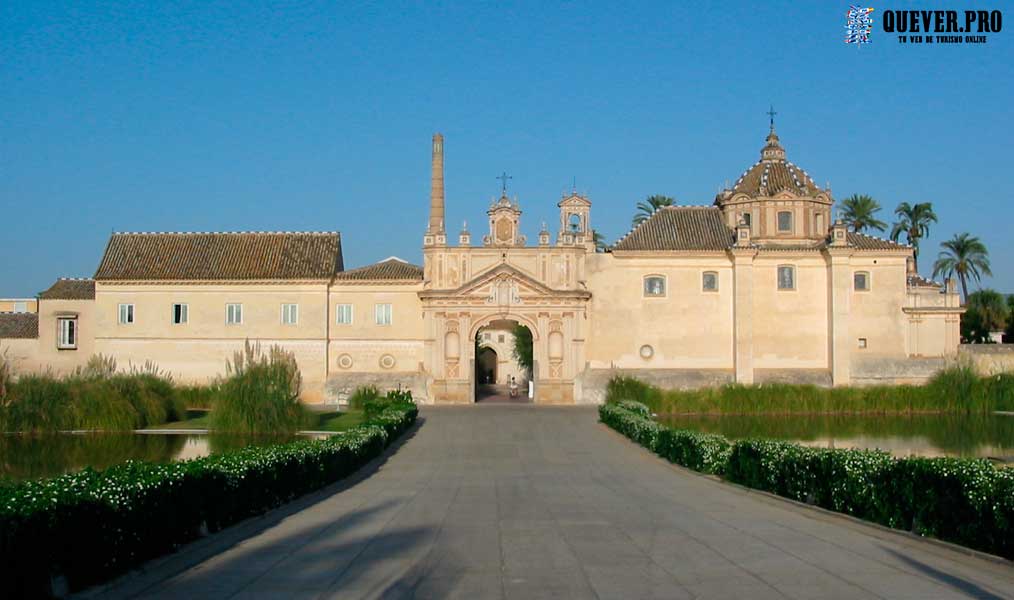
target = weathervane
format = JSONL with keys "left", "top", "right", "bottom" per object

{"left": 497, "top": 171, "right": 512, "bottom": 195}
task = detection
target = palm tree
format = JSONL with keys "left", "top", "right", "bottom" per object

{"left": 931, "top": 233, "right": 992, "bottom": 303}
{"left": 962, "top": 289, "right": 1009, "bottom": 343}
{"left": 591, "top": 229, "right": 608, "bottom": 252}
{"left": 889, "top": 202, "right": 937, "bottom": 271}
{"left": 839, "top": 194, "right": 887, "bottom": 233}
{"left": 632, "top": 195, "right": 674, "bottom": 227}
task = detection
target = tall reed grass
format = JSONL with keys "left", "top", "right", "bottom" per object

{"left": 607, "top": 366, "right": 1014, "bottom": 415}
{"left": 209, "top": 341, "right": 312, "bottom": 434}
{"left": 0, "top": 355, "right": 186, "bottom": 432}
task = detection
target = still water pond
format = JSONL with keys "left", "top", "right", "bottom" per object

{"left": 0, "top": 432, "right": 328, "bottom": 482}
{"left": 658, "top": 413, "right": 1014, "bottom": 461}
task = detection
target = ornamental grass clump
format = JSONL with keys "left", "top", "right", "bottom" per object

{"left": 210, "top": 341, "right": 313, "bottom": 434}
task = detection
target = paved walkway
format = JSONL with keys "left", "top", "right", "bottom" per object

{"left": 106, "top": 406, "right": 1013, "bottom": 599}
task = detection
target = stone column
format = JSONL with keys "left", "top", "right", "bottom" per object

{"left": 827, "top": 248, "right": 852, "bottom": 386}
{"left": 730, "top": 247, "right": 757, "bottom": 384}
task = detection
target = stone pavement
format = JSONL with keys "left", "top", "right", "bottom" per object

{"left": 105, "top": 406, "right": 1014, "bottom": 599}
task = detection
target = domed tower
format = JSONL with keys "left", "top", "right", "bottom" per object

{"left": 715, "top": 123, "right": 833, "bottom": 245}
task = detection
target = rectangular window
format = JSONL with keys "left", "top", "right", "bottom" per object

{"left": 118, "top": 303, "right": 134, "bottom": 325}
{"left": 172, "top": 303, "right": 188, "bottom": 325}
{"left": 777, "top": 265, "right": 795, "bottom": 290}
{"left": 226, "top": 303, "right": 243, "bottom": 325}
{"left": 374, "top": 303, "right": 392, "bottom": 326}
{"left": 57, "top": 317, "right": 77, "bottom": 349}
{"left": 742, "top": 213, "right": 752, "bottom": 227}
{"left": 777, "top": 210, "right": 793, "bottom": 232}
{"left": 702, "top": 271, "right": 718, "bottom": 292}
{"left": 336, "top": 303, "right": 353, "bottom": 325}
{"left": 858, "top": 338, "right": 868, "bottom": 349}
{"left": 13, "top": 301, "right": 27, "bottom": 313}
{"left": 644, "top": 276, "right": 666, "bottom": 297}
{"left": 854, "top": 271, "right": 870, "bottom": 291}
{"left": 281, "top": 303, "right": 299, "bottom": 325}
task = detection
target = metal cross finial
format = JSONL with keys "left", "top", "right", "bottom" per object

{"left": 497, "top": 172, "right": 512, "bottom": 195}
{"left": 767, "top": 105, "right": 777, "bottom": 132}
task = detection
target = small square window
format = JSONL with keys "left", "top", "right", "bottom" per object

{"left": 858, "top": 338, "right": 868, "bottom": 349}
{"left": 702, "top": 271, "right": 718, "bottom": 292}
{"left": 498, "top": 334, "right": 505, "bottom": 343}
{"left": 118, "top": 303, "right": 134, "bottom": 325}
{"left": 57, "top": 317, "right": 77, "bottom": 349}
{"left": 336, "top": 304, "right": 353, "bottom": 325}
{"left": 777, "top": 211, "right": 793, "bottom": 232}
{"left": 13, "top": 301, "right": 27, "bottom": 313}
{"left": 854, "top": 271, "right": 870, "bottom": 291}
{"left": 281, "top": 303, "right": 298, "bottom": 325}
{"left": 483, "top": 332, "right": 491, "bottom": 341}
{"left": 375, "top": 303, "right": 392, "bottom": 326}
{"left": 644, "top": 276, "right": 666, "bottom": 297}
{"left": 172, "top": 303, "right": 188, "bottom": 325}
{"left": 777, "top": 266, "right": 795, "bottom": 290}
{"left": 226, "top": 303, "right": 243, "bottom": 325}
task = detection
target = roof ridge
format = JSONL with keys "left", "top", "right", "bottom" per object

{"left": 849, "top": 231, "right": 913, "bottom": 248}
{"left": 112, "top": 230, "right": 340, "bottom": 236}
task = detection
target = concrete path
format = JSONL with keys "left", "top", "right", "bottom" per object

{"left": 107, "top": 406, "right": 1013, "bottom": 599}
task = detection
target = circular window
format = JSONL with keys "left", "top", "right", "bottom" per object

{"left": 639, "top": 344, "right": 654, "bottom": 359}
{"left": 337, "top": 354, "right": 354, "bottom": 370}
{"left": 379, "top": 354, "right": 396, "bottom": 370}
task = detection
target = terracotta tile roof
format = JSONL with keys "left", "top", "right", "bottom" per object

{"left": 94, "top": 232, "right": 343, "bottom": 281}
{"left": 333, "top": 257, "right": 423, "bottom": 283}
{"left": 612, "top": 206, "right": 733, "bottom": 252}
{"left": 0, "top": 312, "right": 39, "bottom": 339}
{"left": 847, "top": 232, "right": 911, "bottom": 251}
{"left": 730, "top": 160, "right": 819, "bottom": 198}
{"left": 39, "top": 278, "right": 96, "bottom": 300}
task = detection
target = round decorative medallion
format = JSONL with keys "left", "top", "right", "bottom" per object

{"left": 337, "top": 354, "right": 354, "bottom": 370}
{"left": 379, "top": 354, "right": 396, "bottom": 370}
{"left": 639, "top": 344, "right": 654, "bottom": 360}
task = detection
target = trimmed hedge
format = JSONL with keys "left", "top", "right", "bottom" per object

{"left": 600, "top": 400, "right": 1014, "bottom": 559}
{"left": 0, "top": 402, "right": 418, "bottom": 598}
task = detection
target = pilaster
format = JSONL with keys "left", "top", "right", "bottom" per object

{"left": 729, "top": 247, "right": 757, "bottom": 384}
{"left": 827, "top": 247, "right": 852, "bottom": 386}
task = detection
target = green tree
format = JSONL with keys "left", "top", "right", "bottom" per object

{"left": 889, "top": 202, "right": 937, "bottom": 272}
{"left": 839, "top": 194, "right": 887, "bottom": 233}
{"left": 961, "top": 289, "right": 1008, "bottom": 343}
{"left": 632, "top": 195, "right": 674, "bottom": 227}
{"left": 931, "top": 232, "right": 992, "bottom": 303}
{"left": 511, "top": 324, "right": 533, "bottom": 376}
{"left": 592, "top": 229, "right": 608, "bottom": 252}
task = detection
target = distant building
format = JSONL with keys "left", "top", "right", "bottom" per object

{"left": 0, "top": 128, "right": 963, "bottom": 403}
{"left": 0, "top": 298, "right": 37, "bottom": 313}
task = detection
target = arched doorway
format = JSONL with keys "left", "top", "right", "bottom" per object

{"left": 473, "top": 319, "right": 533, "bottom": 403}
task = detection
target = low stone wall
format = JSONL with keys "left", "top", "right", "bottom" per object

{"left": 958, "top": 344, "right": 1014, "bottom": 376}
{"left": 576, "top": 368, "right": 735, "bottom": 405}
{"left": 850, "top": 356, "right": 947, "bottom": 386}
{"left": 754, "top": 369, "right": 831, "bottom": 387}
{"left": 324, "top": 371, "right": 431, "bottom": 407}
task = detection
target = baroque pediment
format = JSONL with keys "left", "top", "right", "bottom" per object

{"left": 419, "top": 263, "right": 590, "bottom": 301}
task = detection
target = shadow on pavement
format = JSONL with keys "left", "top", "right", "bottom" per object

{"left": 880, "top": 547, "right": 1007, "bottom": 600}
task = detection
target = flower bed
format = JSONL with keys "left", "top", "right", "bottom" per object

{"left": 600, "top": 401, "right": 1014, "bottom": 560}
{"left": 0, "top": 402, "right": 417, "bottom": 598}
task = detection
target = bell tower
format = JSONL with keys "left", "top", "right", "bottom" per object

{"left": 556, "top": 191, "right": 592, "bottom": 248}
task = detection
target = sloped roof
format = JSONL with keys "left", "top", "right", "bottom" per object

{"left": 333, "top": 257, "right": 423, "bottom": 283}
{"left": 612, "top": 206, "right": 733, "bottom": 252}
{"left": 39, "top": 278, "right": 96, "bottom": 300}
{"left": 847, "top": 232, "right": 911, "bottom": 251}
{"left": 94, "top": 232, "right": 343, "bottom": 281}
{"left": 0, "top": 312, "right": 39, "bottom": 339}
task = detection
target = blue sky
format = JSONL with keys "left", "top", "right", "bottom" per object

{"left": 2, "top": 1, "right": 1012, "bottom": 296}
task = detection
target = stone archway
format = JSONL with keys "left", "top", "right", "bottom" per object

{"left": 471, "top": 316, "right": 536, "bottom": 403}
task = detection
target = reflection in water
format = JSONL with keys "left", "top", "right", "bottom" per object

{"left": 658, "top": 413, "right": 1014, "bottom": 460}
{"left": 0, "top": 431, "right": 327, "bottom": 482}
